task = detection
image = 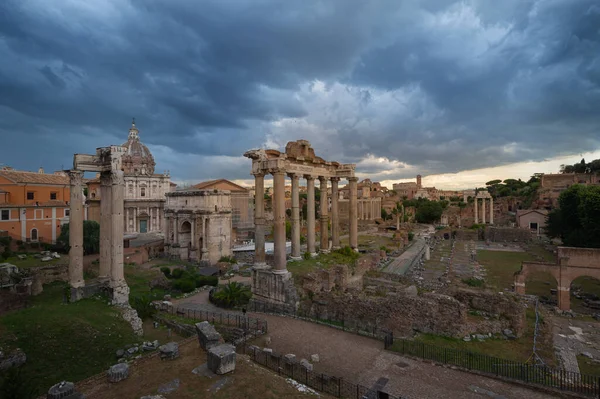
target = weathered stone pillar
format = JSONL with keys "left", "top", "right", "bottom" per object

{"left": 202, "top": 216, "right": 208, "bottom": 256}
{"left": 191, "top": 214, "right": 196, "bottom": 248}
{"left": 319, "top": 177, "right": 329, "bottom": 253}
{"left": 489, "top": 197, "right": 494, "bottom": 225}
{"left": 68, "top": 170, "right": 84, "bottom": 288}
{"left": 174, "top": 214, "right": 179, "bottom": 244}
{"left": 482, "top": 198, "right": 486, "bottom": 224}
{"left": 331, "top": 178, "right": 340, "bottom": 250}
{"left": 289, "top": 173, "right": 301, "bottom": 259}
{"left": 474, "top": 198, "right": 478, "bottom": 224}
{"left": 164, "top": 214, "right": 171, "bottom": 245}
{"left": 133, "top": 208, "right": 137, "bottom": 233}
{"left": 514, "top": 274, "right": 526, "bottom": 295}
{"left": 110, "top": 170, "right": 125, "bottom": 285}
{"left": 349, "top": 177, "right": 358, "bottom": 250}
{"left": 99, "top": 172, "right": 112, "bottom": 281}
{"left": 272, "top": 170, "right": 287, "bottom": 272}
{"left": 253, "top": 173, "right": 266, "bottom": 266}
{"left": 306, "top": 175, "right": 316, "bottom": 256}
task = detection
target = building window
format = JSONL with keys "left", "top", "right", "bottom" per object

{"left": 141, "top": 188, "right": 146, "bottom": 197}
{"left": 530, "top": 222, "right": 538, "bottom": 231}
{"left": 128, "top": 185, "right": 133, "bottom": 194}
{"left": 1, "top": 209, "right": 9, "bottom": 220}
{"left": 35, "top": 209, "right": 43, "bottom": 219}
{"left": 50, "top": 192, "right": 57, "bottom": 200}
{"left": 31, "top": 228, "right": 38, "bottom": 241}
{"left": 27, "top": 191, "right": 34, "bottom": 200}
{"left": 65, "top": 209, "right": 70, "bottom": 217}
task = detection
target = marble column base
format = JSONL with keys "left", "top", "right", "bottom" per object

{"left": 251, "top": 268, "right": 298, "bottom": 307}
{"left": 289, "top": 256, "right": 302, "bottom": 261}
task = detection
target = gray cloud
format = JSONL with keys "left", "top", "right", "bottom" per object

{"left": 0, "top": 0, "right": 599, "bottom": 182}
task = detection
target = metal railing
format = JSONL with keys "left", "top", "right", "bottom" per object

{"left": 388, "top": 337, "right": 600, "bottom": 397}
{"left": 238, "top": 344, "right": 406, "bottom": 399}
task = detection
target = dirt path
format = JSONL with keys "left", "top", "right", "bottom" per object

{"left": 246, "top": 313, "right": 562, "bottom": 399}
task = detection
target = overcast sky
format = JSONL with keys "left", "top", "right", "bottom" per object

{"left": 1, "top": 0, "right": 599, "bottom": 189}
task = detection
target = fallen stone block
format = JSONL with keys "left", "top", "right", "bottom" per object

{"left": 310, "top": 354, "right": 320, "bottom": 363}
{"left": 299, "top": 359, "right": 313, "bottom": 371}
{"left": 47, "top": 381, "right": 75, "bottom": 399}
{"left": 108, "top": 363, "right": 129, "bottom": 383}
{"left": 284, "top": 354, "right": 296, "bottom": 363}
{"left": 195, "top": 321, "right": 222, "bottom": 350}
{"left": 159, "top": 342, "right": 179, "bottom": 360}
{"left": 207, "top": 344, "right": 236, "bottom": 375}
{"left": 157, "top": 379, "right": 180, "bottom": 394}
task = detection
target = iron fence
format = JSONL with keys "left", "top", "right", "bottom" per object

{"left": 389, "top": 337, "right": 600, "bottom": 397}
{"left": 248, "top": 299, "right": 391, "bottom": 340}
{"left": 238, "top": 344, "right": 405, "bottom": 399}
{"left": 157, "top": 303, "right": 268, "bottom": 334}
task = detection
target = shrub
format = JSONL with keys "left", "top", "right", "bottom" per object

{"left": 379, "top": 245, "right": 388, "bottom": 252}
{"left": 15, "top": 240, "right": 23, "bottom": 246}
{"left": 303, "top": 251, "right": 312, "bottom": 260}
{"left": 1, "top": 249, "right": 13, "bottom": 261}
{"left": 218, "top": 255, "right": 237, "bottom": 264}
{"left": 195, "top": 275, "right": 218, "bottom": 287}
{"left": 172, "top": 278, "right": 196, "bottom": 293}
{"left": 160, "top": 267, "right": 172, "bottom": 278}
{"left": 0, "top": 367, "right": 37, "bottom": 399}
{"left": 462, "top": 278, "right": 484, "bottom": 287}
{"left": 408, "top": 232, "right": 414, "bottom": 241}
{"left": 171, "top": 268, "right": 185, "bottom": 279}
{"left": 211, "top": 282, "right": 252, "bottom": 308}
{"left": 131, "top": 295, "right": 157, "bottom": 320}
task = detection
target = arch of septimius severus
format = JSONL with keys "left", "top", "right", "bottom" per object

{"left": 244, "top": 140, "right": 357, "bottom": 306}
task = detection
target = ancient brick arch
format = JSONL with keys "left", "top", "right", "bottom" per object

{"left": 515, "top": 247, "right": 600, "bottom": 310}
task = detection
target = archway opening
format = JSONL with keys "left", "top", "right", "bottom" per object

{"left": 570, "top": 276, "right": 600, "bottom": 315}
{"left": 179, "top": 221, "right": 192, "bottom": 248}
{"left": 31, "top": 228, "right": 38, "bottom": 241}
{"left": 525, "top": 272, "right": 557, "bottom": 305}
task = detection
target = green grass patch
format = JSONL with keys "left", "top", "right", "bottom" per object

{"left": 477, "top": 250, "right": 534, "bottom": 290}
{"left": 286, "top": 247, "right": 359, "bottom": 277}
{"left": 395, "top": 309, "right": 555, "bottom": 365}
{"left": 124, "top": 263, "right": 167, "bottom": 299}
{"left": 3, "top": 256, "right": 64, "bottom": 269}
{"left": 462, "top": 278, "right": 484, "bottom": 287}
{"left": 577, "top": 355, "right": 600, "bottom": 377}
{"left": 0, "top": 282, "right": 140, "bottom": 396}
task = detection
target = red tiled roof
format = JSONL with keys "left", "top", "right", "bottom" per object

{"left": 0, "top": 170, "right": 69, "bottom": 185}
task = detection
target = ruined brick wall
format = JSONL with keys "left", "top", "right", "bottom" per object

{"left": 454, "top": 229, "right": 480, "bottom": 241}
{"left": 30, "top": 264, "right": 68, "bottom": 295}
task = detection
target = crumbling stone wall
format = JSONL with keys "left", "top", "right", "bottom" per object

{"left": 30, "top": 264, "right": 68, "bottom": 295}
{"left": 454, "top": 229, "right": 480, "bottom": 241}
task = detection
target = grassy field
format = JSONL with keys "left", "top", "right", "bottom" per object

{"left": 124, "top": 263, "right": 168, "bottom": 299}
{"left": 571, "top": 276, "right": 600, "bottom": 314}
{"left": 577, "top": 355, "right": 600, "bottom": 377}
{"left": 391, "top": 309, "right": 556, "bottom": 365}
{"left": 0, "top": 282, "right": 141, "bottom": 396}
{"left": 3, "top": 255, "right": 65, "bottom": 269}
{"left": 286, "top": 249, "right": 359, "bottom": 277}
{"left": 476, "top": 250, "right": 533, "bottom": 290}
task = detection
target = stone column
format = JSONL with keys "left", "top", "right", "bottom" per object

{"left": 474, "top": 198, "right": 478, "bottom": 224}
{"left": 68, "top": 170, "right": 84, "bottom": 288}
{"left": 191, "top": 213, "right": 196, "bottom": 248}
{"left": 110, "top": 170, "right": 125, "bottom": 285}
{"left": 202, "top": 216, "right": 208, "bottom": 257}
{"left": 289, "top": 173, "right": 301, "bottom": 259}
{"left": 331, "top": 178, "right": 340, "bottom": 250}
{"left": 482, "top": 198, "right": 486, "bottom": 224}
{"left": 164, "top": 215, "right": 171, "bottom": 245}
{"left": 272, "top": 170, "right": 287, "bottom": 272}
{"left": 99, "top": 172, "right": 112, "bottom": 281}
{"left": 253, "top": 173, "right": 266, "bottom": 266}
{"left": 133, "top": 208, "right": 137, "bottom": 233}
{"left": 319, "top": 177, "right": 329, "bottom": 253}
{"left": 174, "top": 214, "right": 179, "bottom": 244}
{"left": 349, "top": 177, "right": 358, "bottom": 250}
{"left": 306, "top": 175, "right": 316, "bottom": 256}
{"left": 489, "top": 197, "right": 494, "bottom": 225}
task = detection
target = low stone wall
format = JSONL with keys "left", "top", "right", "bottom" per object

{"left": 484, "top": 227, "right": 532, "bottom": 243}
{"left": 454, "top": 230, "right": 480, "bottom": 241}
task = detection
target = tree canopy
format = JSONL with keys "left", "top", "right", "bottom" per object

{"left": 414, "top": 200, "right": 444, "bottom": 224}
{"left": 546, "top": 185, "right": 600, "bottom": 248}
{"left": 560, "top": 158, "right": 600, "bottom": 174}
{"left": 57, "top": 220, "right": 101, "bottom": 254}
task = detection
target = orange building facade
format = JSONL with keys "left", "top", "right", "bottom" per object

{"left": 0, "top": 167, "right": 86, "bottom": 244}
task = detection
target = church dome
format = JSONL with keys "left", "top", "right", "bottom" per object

{"left": 121, "top": 119, "right": 156, "bottom": 175}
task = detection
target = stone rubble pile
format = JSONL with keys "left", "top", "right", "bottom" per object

{"left": 159, "top": 342, "right": 179, "bottom": 360}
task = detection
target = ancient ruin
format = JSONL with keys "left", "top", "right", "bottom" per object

{"left": 164, "top": 189, "right": 233, "bottom": 264}
{"left": 474, "top": 190, "right": 493, "bottom": 225}
{"left": 515, "top": 246, "right": 600, "bottom": 310}
{"left": 68, "top": 145, "right": 131, "bottom": 305}
{"left": 244, "top": 140, "right": 357, "bottom": 306}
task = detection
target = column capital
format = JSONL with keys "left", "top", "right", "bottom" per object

{"left": 252, "top": 172, "right": 266, "bottom": 178}
{"left": 110, "top": 170, "right": 125, "bottom": 186}
{"left": 304, "top": 175, "right": 315, "bottom": 181}
{"left": 99, "top": 171, "right": 111, "bottom": 186}
{"left": 68, "top": 170, "right": 84, "bottom": 185}
{"left": 287, "top": 172, "right": 300, "bottom": 180}
{"left": 348, "top": 176, "right": 359, "bottom": 182}
{"left": 330, "top": 177, "right": 341, "bottom": 182}
{"left": 270, "top": 168, "right": 286, "bottom": 176}
{"left": 318, "top": 176, "right": 328, "bottom": 184}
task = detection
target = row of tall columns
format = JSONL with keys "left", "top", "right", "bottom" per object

{"left": 68, "top": 169, "right": 125, "bottom": 290}
{"left": 253, "top": 173, "right": 358, "bottom": 271}
{"left": 164, "top": 214, "right": 209, "bottom": 254}
{"left": 357, "top": 198, "right": 382, "bottom": 220}
{"left": 474, "top": 197, "right": 494, "bottom": 224}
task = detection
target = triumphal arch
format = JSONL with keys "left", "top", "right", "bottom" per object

{"left": 67, "top": 145, "right": 131, "bottom": 305}
{"left": 244, "top": 140, "right": 358, "bottom": 306}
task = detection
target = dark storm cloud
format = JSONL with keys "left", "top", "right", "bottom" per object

{"left": 0, "top": 0, "right": 599, "bottom": 182}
